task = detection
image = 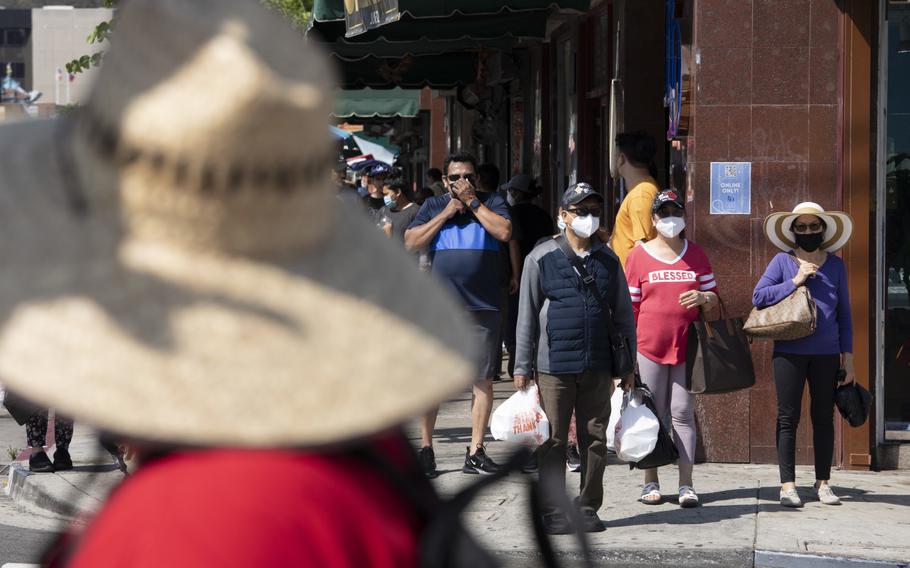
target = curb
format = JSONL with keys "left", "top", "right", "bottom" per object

{"left": 496, "top": 548, "right": 754, "bottom": 568}
{"left": 5, "top": 462, "right": 93, "bottom": 518}
{"left": 755, "top": 551, "right": 909, "bottom": 568}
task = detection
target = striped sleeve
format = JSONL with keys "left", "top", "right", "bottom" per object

{"left": 698, "top": 272, "right": 717, "bottom": 291}
{"left": 628, "top": 285, "right": 642, "bottom": 303}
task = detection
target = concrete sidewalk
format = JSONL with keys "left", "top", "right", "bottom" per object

{"left": 3, "top": 422, "right": 122, "bottom": 520}
{"left": 5, "top": 383, "right": 910, "bottom": 567}
{"left": 421, "top": 382, "right": 910, "bottom": 568}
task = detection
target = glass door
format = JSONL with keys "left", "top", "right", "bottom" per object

{"left": 882, "top": 1, "right": 910, "bottom": 441}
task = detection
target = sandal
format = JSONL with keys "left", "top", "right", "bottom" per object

{"left": 678, "top": 485, "right": 699, "bottom": 508}
{"left": 640, "top": 482, "right": 662, "bottom": 504}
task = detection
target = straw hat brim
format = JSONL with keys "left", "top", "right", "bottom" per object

{"left": 763, "top": 207, "right": 854, "bottom": 253}
{"left": 0, "top": 119, "right": 477, "bottom": 448}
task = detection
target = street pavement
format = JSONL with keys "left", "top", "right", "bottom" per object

{"left": 3, "top": 383, "right": 910, "bottom": 567}
{"left": 0, "top": 410, "right": 62, "bottom": 566}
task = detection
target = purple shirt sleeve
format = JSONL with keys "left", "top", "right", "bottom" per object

{"left": 752, "top": 253, "right": 798, "bottom": 308}
{"left": 836, "top": 260, "right": 854, "bottom": 353}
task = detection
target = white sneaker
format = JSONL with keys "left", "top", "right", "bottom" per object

{"left": 780, "top": 488, "right": 803, "bottom": 508}
{"left": 816, "top": 484, "right": 841, "bottom": 505}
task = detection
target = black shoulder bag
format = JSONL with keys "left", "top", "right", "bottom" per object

{"left": 555, "top": 236, "right": 635, "bottom": 379}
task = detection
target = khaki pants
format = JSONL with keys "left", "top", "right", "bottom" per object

{"left": 537, "top": 371, "right": 613, "bottom": 511}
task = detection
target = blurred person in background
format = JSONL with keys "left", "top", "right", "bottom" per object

{"left": 405, "top": 152, "right": 511, "bottom": 478}
{"left": 610, "top": 131, "right": 660, "bottom": 268}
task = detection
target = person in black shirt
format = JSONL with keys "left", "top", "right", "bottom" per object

{"left": 501, "top": 174, "right": 555, "bottom": 377}
{"left": 379, "top": 174, "right": 420, "bottom": 245}
{"left": 362, "top": 162, "right": 392, "bottom": 225}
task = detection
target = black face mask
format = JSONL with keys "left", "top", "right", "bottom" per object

{"left": 795, "top": 232, "right": 824, "bottom": 252}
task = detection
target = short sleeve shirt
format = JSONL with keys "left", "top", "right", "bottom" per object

{"left": 409, "top": 192, "right": 510, "bottom": 311}
{"left": 610, "top": 179, "right": 660, "bottom": 268}
{"left": 624, "top": 240, "right": 717, "bottom": 364}
{"left": 381, "top": 203, "right": 420, "bottom": 244}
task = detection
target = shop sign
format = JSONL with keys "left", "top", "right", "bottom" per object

{"left": 710, "top": 162, "right": 751, "bottom": 215}
{"left": 344, "top": 0, "right": 400, "bottom": 38}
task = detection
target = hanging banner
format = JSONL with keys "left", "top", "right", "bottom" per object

{"left": 344, "top": 0, "right": 401, "bottom": 38}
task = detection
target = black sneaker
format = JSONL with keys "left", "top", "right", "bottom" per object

{"left": 29, "top": 451, "right": 54, "bottom": 473}
{"left": 463, "top": 446, "right": 501, "bottom": 475}
{"left": 566, "top": 444, "right": 581, "bottom": 472}
{"left": 417, "top": 446, "right": 437, "bottom": 478}
{"left": 53, "top": 447, "right": 73, "bottom": 471}
{"left": 521, "top": 453, "right": 539, "bottom": 474}
{"left": 579, "top": 506, "right": 605, "bottom": 533}
{"left": 541, "top": 511, "right": 572, "bottom": 535}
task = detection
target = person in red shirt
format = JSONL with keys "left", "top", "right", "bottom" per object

{"left": 624, "top": 190, "right": 719, "bottom": 508}
{"left": 0, "top": 0, "right": 483, "bottom": 566}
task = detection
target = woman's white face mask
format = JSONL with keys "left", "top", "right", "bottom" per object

{"left": 655, "top": 216, "right": 686, "bottom": 238}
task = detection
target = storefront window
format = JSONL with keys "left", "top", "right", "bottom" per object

{"left": 884, "top": 1, "right": 910, "bottom": 437}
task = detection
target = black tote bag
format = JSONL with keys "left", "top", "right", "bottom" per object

{"left": 685, "top": 301, "right": 756, "bottom": 394}
{"left": 629, "top": 382, "right": 679, "bottom": 470}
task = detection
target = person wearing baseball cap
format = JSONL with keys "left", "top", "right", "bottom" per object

{"left": 499, "top": 174, "right": 554, "bottom": 380}
{"left": 513, "top": 182, "right": 636, "bottom": 534}
{"left": 624, "top": 189, "right": 719, "bottom": 508}
{"left": 753, "top": 202, "right": 855, "bottom": 508}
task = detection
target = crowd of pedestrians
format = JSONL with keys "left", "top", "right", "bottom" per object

{"left": 0, "top": 0, "right": 861, "bottom": 564}
{"left": 334, "top": 126, "right": 856, "bottom": 532}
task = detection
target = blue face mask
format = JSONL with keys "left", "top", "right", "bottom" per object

{"left": 356, "top": 186, "right": 369, "bottom": 198}
{"left": 383, "top": 195, "right": 397, "bottom": 208}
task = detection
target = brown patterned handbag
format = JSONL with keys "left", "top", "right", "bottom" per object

{"left": 743, "top": 284, "right": 817, "bottom": 340}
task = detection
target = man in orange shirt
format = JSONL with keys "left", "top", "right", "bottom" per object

{"left": 609, "top": 131, "right": 660, "bottom": 267}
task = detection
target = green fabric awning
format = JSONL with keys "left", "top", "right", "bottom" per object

{"left": 332, "top": 88, "right": 421, "bottom": 117}
{"left": 313, "top": 0, "right": 590, "bottom": 22}
{"left": 310, "top": 0, "right": 591, "bottom": 89}
{"left": 326, "top": 35, "right": 515, "bottom": 61}
{"left": 310, "top": 10, "right": 550, "bottom": 44}
{"left": 335, "top": 53, "right": 477, "bottom": 89}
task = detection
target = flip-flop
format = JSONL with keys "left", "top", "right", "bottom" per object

{"left": 678, "top": 485, "right": 699, "bottom": 508}
{"left": 640, "top": 482, "right": 662, "bottom": 504}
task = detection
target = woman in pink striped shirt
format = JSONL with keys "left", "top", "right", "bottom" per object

{"left": 624, "top": 190, "right": 719, "bottom": 508}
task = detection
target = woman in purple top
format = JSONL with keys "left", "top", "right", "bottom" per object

{"left": 753, "top": 202, "right": 855, "bottom": 509}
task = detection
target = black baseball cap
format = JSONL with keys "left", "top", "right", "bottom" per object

{"left": 652, "top": 189, "right": 684, "bottom": 213}
{"left": 500, "top": 174, "right": 539, "bottom": 195}
{"left": 562, "top": 182, "right": 604, "bottom": 207}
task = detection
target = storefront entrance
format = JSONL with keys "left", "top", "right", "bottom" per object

{"left": 881, "top": 0, "right": 910, "bottom": 444}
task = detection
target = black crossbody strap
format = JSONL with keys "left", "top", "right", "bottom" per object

{"left": 555, "top": 235, "right": 618, "bottom": 338}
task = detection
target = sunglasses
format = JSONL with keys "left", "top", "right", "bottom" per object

{"left": 447, "top": 173, "right": 477, "bottom": 183}
{"left": 656, "top": 207, "right": 684, "bottom": 219}
{"left": 566, "top": 207, "right": 601, "bottom": 217}
{"left": 793, "top": 222, "right": 824, "bottom": 234}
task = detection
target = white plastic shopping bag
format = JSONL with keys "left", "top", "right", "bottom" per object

{"left": 613, "top": 388, "right": 660, "bottom": 462}
{"left": 605, "top": 382, "right": 623, "bottom": 450}
{"left": 490, "top": 385, "right": 550, "bottom": 445}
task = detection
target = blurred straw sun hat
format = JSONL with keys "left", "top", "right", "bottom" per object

{"left": 763, "top": 202, "right": 854, "bottom": 253}
{"left": 0, "top": 0, "right": 476, "bottom": 448}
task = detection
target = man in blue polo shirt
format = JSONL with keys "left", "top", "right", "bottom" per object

{"left": 405, "top": 152, "right": 511, "bottom": 477}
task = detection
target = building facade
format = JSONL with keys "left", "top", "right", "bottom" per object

{"left": 315, "top": 0, "right": 909, "bottom": 470}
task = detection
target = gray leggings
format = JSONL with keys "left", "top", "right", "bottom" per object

{"left": 637, "top": 353, "right": 696, "bottom": 465}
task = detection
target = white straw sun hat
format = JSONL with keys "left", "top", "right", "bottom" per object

{"left": 763, "top": 202, "right": 854, "bottom": 253}
{"left": 0, "top": 0, "right": 476, "bottom": 448}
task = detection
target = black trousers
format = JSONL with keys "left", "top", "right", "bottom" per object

{"left": 773, "top": 352, "right": 840, "bottom": 483}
